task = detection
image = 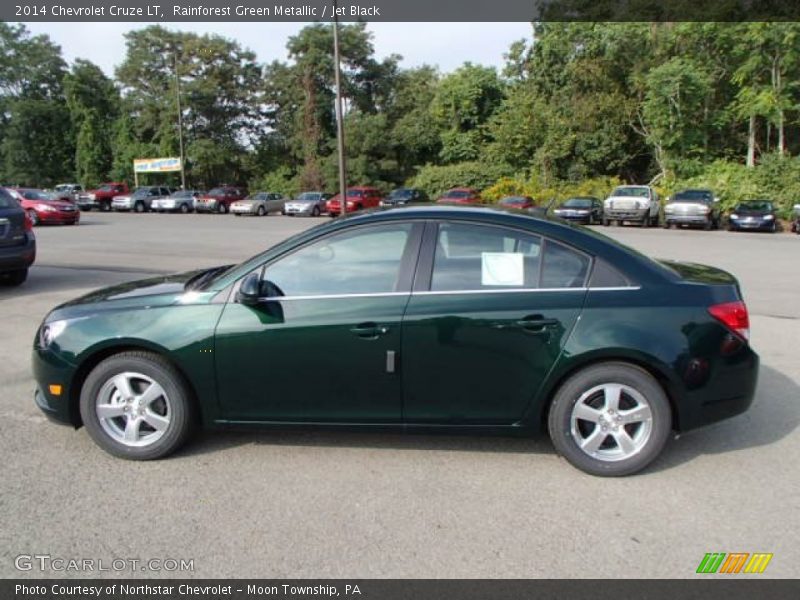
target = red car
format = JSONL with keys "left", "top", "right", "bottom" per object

{"left": 195, "top": 186, "right": 247, "bottom": 214}
{"left": 436, "top": 187, "right": 482, "bottom": 205}
{"left": 327, "top": 186, "right": 382, "bottom": 217}
{"left": 498, "top": 195, "right": 535, "bottom": 210}
{"left": 10, "top": 188, "right": 79, "bottom": 226}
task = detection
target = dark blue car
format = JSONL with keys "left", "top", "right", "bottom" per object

{"left": 727, "top": 200, "right": 777, "bottom": 233}
{"left": 0, "top": 187, "right": 36, "bottom": 286}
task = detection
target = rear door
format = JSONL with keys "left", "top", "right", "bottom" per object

{"left": 0, "top": 190, "right": 26, "bottom": 248}
{"left": 401, "top": 221, "right": 590, "bottom": 424}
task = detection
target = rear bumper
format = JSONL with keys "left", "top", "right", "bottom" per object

{"left": 0, "top": 234, "right": 36, "bottom": 272}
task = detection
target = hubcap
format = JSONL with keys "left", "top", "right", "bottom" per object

{"left": 95, "top": 372, "right": 171, "bottom": 447}
{"left": 570, "top": 383, "right": 653, "bottom": 462}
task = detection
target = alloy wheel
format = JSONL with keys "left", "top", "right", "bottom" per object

{"left": 95, "top": 372, "right": 171, "bottom": 448}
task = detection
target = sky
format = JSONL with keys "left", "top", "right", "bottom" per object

{"left": 21, "top": 22, "right": 533, "bottom": 75}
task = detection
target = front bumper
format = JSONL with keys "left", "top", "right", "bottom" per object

{"left": 111, "top": 199, "right": 133, "bottom": 211}
{"left": 230, "top": 205, "right": 257, "bottom": 215}
{"left": 0, "top": 233, "right": 36, "bottom": 271}
{"left": 604, "top": 207, "right": 648, "bottom": 220}
{"left": 729, "top": 218, "right": 774, "bottom": 230}
{"left": 32, "top": 346, "right": 79, "bottom": 426}
{"left": 554, "top": 211, "right": 592, "bottom": 222}
{"left": 665, "top": 214, "right": 710, "bottom": 225}
{"left": 38, "top": 210, "right": 79, "bottom": 224}
{"left": 284, "top": 203, "right": 316, "bottom": 215}
{"left": 152, "top": 201, "right": 178, "bottom": 211}
{"left": 194, "top": 200, "right": 219, "bottom": 212}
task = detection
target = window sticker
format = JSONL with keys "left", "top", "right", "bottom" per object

{"left": 481, "top": 252, "right": 524, "bottom": 286}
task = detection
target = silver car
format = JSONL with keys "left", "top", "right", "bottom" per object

{"left": 152, "top": 190, "right": 204, "bottom": 213}
{"left": 284, "top": 191, "right": 333, "bottom": 217}
{"left": 111, "top": 186, "right": 172, "bottom": 213}
{"left": 231, "top": 192, "right": 288, "bottom": 216}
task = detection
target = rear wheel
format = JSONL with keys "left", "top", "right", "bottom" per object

{"left": 257, "top": 206, "right": 265, "bottom": 217}
{"left": 312, "top": 206, "right": 321, "bottom": 217}
{"left": 2, "top": 268, "right": 28, "bottom": 286}
{"left": 134, "top": 201, "right": 145, "bottom": 213}
{"left": 79, "top": 352, "right": 196, "bottom": 460}
{"left": 547, "top": 362, "right": 671, "bottom": 476}
{"left": 179, "top": 203, "right": 190, "bottom": 214}
{"left": 100, "top": 201, "right": 111, "bottom": 212}
{"left": 218, "top": 203, "right": 228, "bottom": 214}
{"left": 26, "top": 209, "right": 39, "bottom": 226}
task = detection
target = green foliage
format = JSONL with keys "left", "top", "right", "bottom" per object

{"left": 482, "top": 175, "right": 622, "bottom": 205}
{"left": 411, "top": 161, "right": 511, "bottom": 199}
{"left": 250, "top": 166, "right": 300, "bottom": 198}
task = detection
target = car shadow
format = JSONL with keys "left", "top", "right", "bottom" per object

{"left": 176, "top": 364, "right": 798, "bottom": 472}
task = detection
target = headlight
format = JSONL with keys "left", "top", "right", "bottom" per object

{"left": 89, "top": 193, "right": 96, "bottom": 200}
{"left": 39, "top": 320, "right": 68, "bottom": 348}
{"left": 730, "top": 213, "right": 739, "bottom": 219}
{"left": 40, "top": 205, "right": 57, "bottom": 212}
{"left": 764, "top": 214, "right": 774, "bottom": 220}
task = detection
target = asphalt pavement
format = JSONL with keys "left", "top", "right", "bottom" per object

{"left": 1, "top": 212, "right": 797, "bottom": 578}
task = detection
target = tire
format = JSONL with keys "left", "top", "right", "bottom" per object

{"left": 100, "top": 202, "right": 111, "bottom": 212}
{"left": 640, "top": 216, "right": 649, "bottom": 228}
{"left": 180, "top": 203, "right": 190, "bottom": 214}
{"left": 218, "top": 203, "right": 228, "bottom": 214}
{"left": 769, "top": 221, "right": 777, "bottom": 233}
{"left": 2, "top": 268, "right": 28, "bottom": 286}
{"left": 26, "top": 209, "right": 39, "bottom": 226}
{"left": 547, "top": 362, "right": 671, "bottom": 477}
{"left": 257, "top": 206, "right": 265, "bottom": 217}
{"left": 134, "top": 201, "right": 145, "bottom": 213}
{"left": 312, "top": 206, "right": 321, "bottom": 217}
{"left": 602, "top": 218, "right": 609, "bottom": 226}
{"left": 79, "top": 351, "right": 196, "bottom": 460}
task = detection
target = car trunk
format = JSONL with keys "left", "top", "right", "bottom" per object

{"left": 656, "top": 259, "right": 743, "bottom": 301}
{"left": 0, "top": 207, "right": 26, "bottom": 247}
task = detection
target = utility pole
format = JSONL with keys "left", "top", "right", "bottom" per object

{"left": 174, "top": 53, "right": 186, "bottom": 190}
{"left": 332, "top": 0, "right": 347, "bottom": 215}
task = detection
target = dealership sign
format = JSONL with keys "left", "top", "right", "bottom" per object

{"left": 134, "top": 158, "right": 182, "bottom": 173}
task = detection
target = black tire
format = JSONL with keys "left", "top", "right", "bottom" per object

{"left": 703, "top": 218, "right": 712, "bottom": 231}
{"left": 26, "top": 209, "right": 39, "bottom": 227}
{"left": 79, "top": 351, "right": 196, "bottom": 460}
{"left": 312, "top": 206, "right": 321, "bottom": 217}
{"left": 257, "top": 206, "right": 265, "bottom": 217}
{"left": 179, "top": 203, "right": 190, "bottom": 214}
{"left": 2, "top": 268, "right": 28, "bottom": 286}
{"left": 217, "top": 203, "right": 228, "bottom": 214}
{"left": 100, "top": 201, "right": 111, "bottom": 212}
{"left": 547, "top": 362, "right": 671, "bottom": 477}
{"left": 134, "top": 201, "right": 145, "bottom": 213}
{"left": 769, "top": 221, "right": 777, "bottom": 233}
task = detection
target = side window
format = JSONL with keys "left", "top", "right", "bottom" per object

{"left": 261, "top": 223, "right": 414, "bottom": 297}
{"left": 588, "top": 259, "right": 630, "bottom": 288}
{"left": 540, "top": 241, "right": 590, "bottom": 288}
{"left": 430, "top": 223, "right": 542, "bottom": 291}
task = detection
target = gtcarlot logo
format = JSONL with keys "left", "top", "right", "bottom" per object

{"left": 14, "top": 554, "right": 194, "bottom": 573}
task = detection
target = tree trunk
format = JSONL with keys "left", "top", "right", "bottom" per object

{"left": 746, "top": 114, "right": 756, "bottom": 167}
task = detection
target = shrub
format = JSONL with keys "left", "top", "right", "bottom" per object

{"left": 249, "top": 166, "right": 300, "bottom": 198}
{"left": 410, "top": 161, "right": 510, "bottom": 199}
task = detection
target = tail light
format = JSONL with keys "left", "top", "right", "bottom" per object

{"left": 23, "top": 212, "right": 33, "bottom": 231}
{"left": 708, "top": 301, "right": 749, "bottom": 341}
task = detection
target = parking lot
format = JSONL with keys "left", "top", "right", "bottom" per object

{"left": 1, "top": 212, "right": 798, "bottom": 578}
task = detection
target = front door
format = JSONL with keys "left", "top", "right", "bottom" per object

{"left": 401, "top": 221, "right": 589, "bottom": 424}
{"left": 214, "top": 221, "right": 423, "bottom": 422}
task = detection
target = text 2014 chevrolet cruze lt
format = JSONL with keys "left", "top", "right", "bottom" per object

{"left": 32, "top": 206, "right": 758, "bottom": 476}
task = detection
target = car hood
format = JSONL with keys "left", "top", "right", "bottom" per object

{"left": 735, "top": 208, "right": 772, "bottom": 216}
{"left": 32, "top": 201, "right": 74, "bottom": 210}
{"left": 289, "top": 198, "right": 316, "bottom": 205}
{"left": 46, "top": 268, "right": 213, "bottom": 321}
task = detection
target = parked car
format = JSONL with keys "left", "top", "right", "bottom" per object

{"left": 380, "top": 188, "right": 429, "bottom": 207}
{"left": 727, "top": 200, "right": 777, "bottom": 233}
{"left": 32, "top": 206, "right": 758, "bottom": 476}
{"left": 231, "top": 192, "right": 289, "bottom": 217}
{"left": 111, "top": 186, "right": 172, "bottom": 213}
{"left": 53, "top": 183, "right": 84, "bottom": 203}
{"left": 194, "top": 186, "right": 247, "bottom": 214}
{"left": 152, "top": 190, "right": 203, "bottom": 214}
{"left": 497, "top": 196, "right": 535, "bottom": 210}
{"left": 77, "top": 182, "right": 129, "bottom": 212}
{"left": 791, "top": 204, "right": 800, "bottom": 234}
{"left": 0, "top": 187, "right": 35, "bottom": 286}
{"left": 10, "top": 188, "right": 80, "bottom": 226}
{"left": 284, "top": 191, "right": 333, "bottom": 217}
{"left": 603, "top": 185, "right": 660, "bottom": 227}
{"left": 436, "top": 187, "right": 482, "bottom": 205}
{"left": 553, "top": 197, "right": 603, "bottom": 224}
{"left": 663, "top": 189, "right": 720, "bottom": 230}
{"left": 326, "top": 186, "right": 382, "bottom": 217}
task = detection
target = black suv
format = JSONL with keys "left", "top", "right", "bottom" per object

{"left": 0, "top": 187, "right": 36, "bottom": 286}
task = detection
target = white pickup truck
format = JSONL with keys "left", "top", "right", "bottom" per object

{"left": 603, "top": 185, "right": 660, "bottom": 227}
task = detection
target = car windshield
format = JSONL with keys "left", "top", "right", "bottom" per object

{"left": 673, "top": 190, "right": 712, "bottom": 203}
{"left": 499, "top": 197, "right": 528, "bottom": 205}
{"left": 208, "top": 188, "right": 226, "bottom": 195}
{"left": 611, "top": 187, "right": 649, "bottom": 198}
{"left": 563, "top": 198, "right": 593, "bottom": 208}
{"left": 347, "top": 190, "right": 364, "bottom": 197}
{"left": 444, "top": 190, "right": 471, "bottom": 198}
{"left": 170, "top": 191, "right": 193, "bottom": 198}
{"left": 132, "top": 188, "right": 153, "bottom": 198}
{"left": 97, "top": 185, "right": 117, "bottom": 192}
{"left": 389, "top": 189, "right": 413, "bottom": 199}
{"left": 55, "top": 185, "right": 72, "bottom": 192}
{"left": 737, "top": 201, "right": 773, "bottom": 212}
{"left": 297, "top": 192, "right": 320, "bottom": 201}
{"left": 245, "top": 194, "right": 264, "bottom": 201}
{"left": 23, "top": 190, "right": 54, "bottom": 201}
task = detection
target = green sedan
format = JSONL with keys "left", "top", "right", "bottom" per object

{"left": 32, "top": 206, "right": 758, "bottom": 476}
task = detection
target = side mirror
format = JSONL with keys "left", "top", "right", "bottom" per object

{"left": 237, "top": 272, "right": 261, "bottom": 306}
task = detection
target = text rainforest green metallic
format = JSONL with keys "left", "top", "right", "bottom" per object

{"left": 32, "top": 206, "right": 758, "bottom": 476}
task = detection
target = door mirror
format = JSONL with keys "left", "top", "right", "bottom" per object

{"left": 237, "top": 272, "right": 261, "bottom": 305}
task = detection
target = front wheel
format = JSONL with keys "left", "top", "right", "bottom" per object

{"left": 2, "top": 268, "right": 28, "bottom": 286}
{"left": 79, "top": 352, "right": 196, "bottom": 460}
{"left": 180, "top": 203, "right": 190, "bottom": 214}
{"left": 217, "top": 203, "right": 228, "bottom": 214}
{"left": 547, "top": 362, "right": 671, "bottom": 476}
{"left": 257, "top": 206, "right": 265, "bottom": 217}
{"left": 134, "top": 201, "right": 145, "bottom": 213}
{"left": 26, "top": 209, "right": 39, "bottom": 226}
{"left": 312, "top": 206, "right": 321, "bottom": 217}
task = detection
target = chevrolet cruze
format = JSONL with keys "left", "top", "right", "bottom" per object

{"left": 32, "top": 206, "right": 758, "bottom": 476}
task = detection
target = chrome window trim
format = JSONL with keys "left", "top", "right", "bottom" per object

{"left": 253, "top": 286, "right": 640, "bottom": 302}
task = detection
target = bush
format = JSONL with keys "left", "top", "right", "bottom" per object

{"left": 410, "top": 161, "right": 510, "bottom": 199}
{"left": 249, "top": 166, "right": 300, "bottom": 198}
{"left": 482, "top": 174, "right": 622, "bottom": 206}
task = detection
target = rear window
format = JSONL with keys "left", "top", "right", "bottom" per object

{"left": 673, "top": 190, "right": 712, "bottom": 203}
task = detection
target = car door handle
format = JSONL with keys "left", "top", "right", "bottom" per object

{"left": 492, "top": 316, "right": 558, "bottom": 333}
{"left": 350, "top": 322, "right": 390, "bottom": 339}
